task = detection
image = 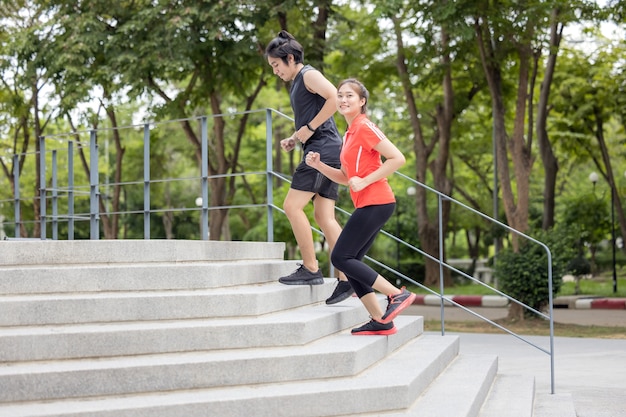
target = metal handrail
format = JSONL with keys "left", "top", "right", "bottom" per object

{"left": 1, "top": 107, "right": 555, "bottom": 393}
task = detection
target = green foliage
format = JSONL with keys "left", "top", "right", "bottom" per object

{"left": 1, "top": 0, "right": 625, "bottom": 258}
{"left": 561, "top": 192, "right": 610, "bottom": 247}
{"left": 495, "top": 226, "right": 578, "bottom": 316}
{"left": 567, "top": 256, "right": 592, "bottom": 277}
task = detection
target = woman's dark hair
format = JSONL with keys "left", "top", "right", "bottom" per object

{"left": 265, "top": 30, "right": 304, "bottom": 65}
{"left": 338, "top": 78, "right": 369, "bottom": 114}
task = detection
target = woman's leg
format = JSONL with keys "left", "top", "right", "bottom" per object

{"left": 331, "top": 204, "right": 396, "bottom": 292}
{"left": 313, "top": 195, "right": 354, "bottom": 303}
{"left": 332, "top": 204, "right": 414, "bottom": 323}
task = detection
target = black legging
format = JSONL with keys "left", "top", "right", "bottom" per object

{"left": 331, "top": 203, "right": 396, "bottom": 298}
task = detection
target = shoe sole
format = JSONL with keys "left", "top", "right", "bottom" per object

{"left": 379, "top": 293, "right": 417, "bottom": 324}
{"left": 278, "top": 277, "right": 324, "bottom": 285}
{"left": 352, "top": 326, "right": 397, "bottom": 336}
{"left": 325, "top": 288, "right": 355, "bottom": 305}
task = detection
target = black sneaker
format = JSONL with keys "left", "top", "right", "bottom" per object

{"left": 325, "top": 279, "right": 355, "bottom": 305}
{"left": 379, "top": 287, "right": 417, "bottom": 324}
{"left": 351, "top": 319, "right": 397, "bottom": 335}
{"left": 278, "top": 263, "right": 324, "bottom": 285}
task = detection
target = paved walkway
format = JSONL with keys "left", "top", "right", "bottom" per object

{"left": 406, "top": 305, "right": 626, "bottom": 417}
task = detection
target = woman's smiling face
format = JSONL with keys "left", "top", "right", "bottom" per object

{"left": 337, "top": 83, "right": 366, "bottom": 120}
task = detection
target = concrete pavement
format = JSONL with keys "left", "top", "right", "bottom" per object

{"left": 450, "top": 333, "right": 626, "bottom": 417}
{"left": 406, "top": 305, "right": 626, "bottom": 417}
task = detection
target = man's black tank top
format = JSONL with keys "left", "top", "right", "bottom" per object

{"left": 290, "top": 65, "right": 342, "bottom": 165}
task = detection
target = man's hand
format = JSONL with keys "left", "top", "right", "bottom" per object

{"left": 280, "top": 137, "right": 296, "bottom": 152}
{"left": 296, "top": 126, "right": 314, "bottom": 145}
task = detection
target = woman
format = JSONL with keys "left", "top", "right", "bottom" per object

{"left": 265, "top": 30, "right": 353, "bottom": 305}
{"left": 305, "top": 78, "right": 416, "bottom": 335}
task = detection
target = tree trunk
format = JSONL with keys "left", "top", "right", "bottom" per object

{"left": 593, "top": 108, "right": 626, "bottom": 257}
{"left": 103, "top": 96, "right": 125, "bottom": 239}
{"left": 475, "top": 17, "right": 533, "bottom": 248}
{"left": 309, "top": 0, "right": 332, "bottom": 73}
{"left": 537, "top": 9, "right": 563, "bottom": 231}
{"left": 475, "top": 16, "right": 535, "bottom": 320}
{"left": 32, "top": 82, "right": 42, "bottom": 238}
{"left": 392, "top": 15, "right": 454, "bottom": 287}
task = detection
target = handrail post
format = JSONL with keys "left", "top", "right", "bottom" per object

{"left": 265, "top": 109, "right": 274, "bottom": 242}
{"left": 200, "top": 117, "right": 209, "bottom": 240}
{"left": 547, "top": 249, "right": 555, "bottom": 394}
{"left": 438, "top": 193, "right": 445, "bottom": 335}
{"left": 13, "top": 154, "right": 20, "bottom": 238}
{"left": 68, "top": 141, "right": 75, "bottom": 240}
{"left": 39, "top": 135, "right": 46, "bottom": 239}
{"left": 89, "top": 130, "right": 99, "bottom": 239}
{"left": 143, "top": 123, "right": 150, "bottom": 239}
{"left": 52, "top": 150, "right": 58, "bottom": 240}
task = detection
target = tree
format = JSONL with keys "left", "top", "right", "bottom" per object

{"left": 552, "top": 44, "right": 626, "bottom": 256}
{"left": 47, "top": 0, "right": 273, "bottom": 240}
{"left": 372, "top": 0, "right": 485, "bottom": 286}
{"left": 560, "top": 192, "right": 610, "bottom": 273}
{"left": 474, "top": 1, "right": 544, "bottom": 244}
{"left": 47, "top": 0, "right": 132, "bottom": 239}
{"left": 469, "top": 1, "right": 605, "bottom": 319}
{"left": 0, "top": 0, "right": 60, "bottom": 237}
{"left": 536, "top": 7, "right": 565, "bottom": 230}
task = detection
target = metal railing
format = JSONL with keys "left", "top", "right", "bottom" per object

{"left": 0, "top": 108, "right": 555, "bottom": 393}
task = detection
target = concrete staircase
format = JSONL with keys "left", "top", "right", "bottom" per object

{"left": 0, "top": 239, "right": 572, "bottom": 416}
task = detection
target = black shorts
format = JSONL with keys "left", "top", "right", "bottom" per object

{"left": 291, "top": 161, "right": 340, "bottom": 201}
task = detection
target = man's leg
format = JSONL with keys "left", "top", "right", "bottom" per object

{"left": 284, "top": 188, "right": 318, "bottom": 273}
{"left": 278, "top": 188, "right": 324, "bottom": 285}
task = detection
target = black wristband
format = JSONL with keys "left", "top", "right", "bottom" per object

{"left": 306, "top": 123, "right": 316, "bottom": 132}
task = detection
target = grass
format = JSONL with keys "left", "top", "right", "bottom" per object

{"left": 407, "top": 275, "right": 626, "bottom": 298}
{"left": 558, "top": 276, "right": 626, "bottom": 298}
{"left": 423, "top": 319, "right": 626, "bottom": 339}
{"left": 410, "top": 274, "right": 626, "bottom": 339}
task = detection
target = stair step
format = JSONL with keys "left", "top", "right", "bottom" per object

{"left": 0, "top": 260, "right": 297, "bottom": 294}
{"left": 0, "top": 296, "right": 377, "bottom": 361}
{"left": 532, "top": 392, "right": 577, "bottom": 417}
{"left": 0, "top": 240, "right": 550, "bottom": 417}
{"left": 411, "top": 354, "right": 497, "bottom": 416}
{"left": 0, "top": 280, "right": 338, "bottom": 325}
{"left": 358, "top": 353, "right": 498, "bottom": 416}
{"left": 479, "top": 374, "right": 535, "bottom": 417}
{"left": 0, "top": 316, "right": 422, "bottom": 403}
{"left": 0, "top": 334, "right": 459, "bottom": 417}
{"left": 0, "top": 240, "right": 286, "bottom": 266}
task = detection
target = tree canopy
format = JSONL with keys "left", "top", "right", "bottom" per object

{"left": 1, "top": 0, "right": 625, "bottom": 288}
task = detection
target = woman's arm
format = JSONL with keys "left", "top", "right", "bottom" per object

{"left": 305, "top": 152, "right": 349, "bottom": 186}
{"left": 348, "top": 139, "right": 405, "bottom": 192}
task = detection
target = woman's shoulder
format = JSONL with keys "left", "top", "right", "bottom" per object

{"left": 353, "top": 115, "right": 387, "bottom": 142}
{"left": 351, "top": 114, "right": 373, "bottom": 130}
